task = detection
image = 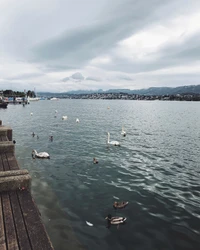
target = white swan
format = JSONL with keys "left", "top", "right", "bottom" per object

{"left": 32, "top": 150, "right": 50, "bottom": 159}
{"left": 62, "top": 116, "right": 67, "bottom": 120}
{"left": 121, "top": 126, "right": 126, "bottom": 137}
{"left": 107, "top": 132, "right": 120, "bottom": 146}
{"left": 76, "top": 118, "right": 80, "bottom": 123}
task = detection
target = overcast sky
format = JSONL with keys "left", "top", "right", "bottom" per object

{"left": 1, "top": 0, "right": 200, "bottom": 92}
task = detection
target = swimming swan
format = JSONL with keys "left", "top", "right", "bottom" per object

{"left": 107, "top": 132, "right": 120, "bottom": 146}
{"left": 32, "top": 150, "right": 50, "bottom": 159}
{"left": 62, "top": 116, "right": 67, "bottom": 120}
{"left": 121, "top": 126, "right": 126, "bottom": 137}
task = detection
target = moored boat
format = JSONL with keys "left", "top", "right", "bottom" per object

{"left": 0, "top": 92, "right": 8, "bottom": 108}
{"left": 0, "top": 102, "right": 8, "bottom": 108}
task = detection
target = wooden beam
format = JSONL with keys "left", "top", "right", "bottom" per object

{"left": 18, "top": 191, "right": 54, "bottom": 250}
{"left": 2, "top": 192, "right": 19, "bottom": 250}
{"left": 6, "top": 153, "right": 19, "bottom": 171}
{"left": 0, "top": 195, "right": 6, "bottom": 250}
{"left": 1, "top": 154, "right": 9, "bottom": 171}
{"left": 9, "top": 192, "right": 32, "bottom": 250}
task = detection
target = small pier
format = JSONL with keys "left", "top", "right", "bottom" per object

{"left": 0, "top": 120, "right": 54, "bottom": 250}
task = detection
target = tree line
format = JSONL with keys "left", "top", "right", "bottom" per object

{"left": 3, "top": 90, "right": 36, "bottom": 97}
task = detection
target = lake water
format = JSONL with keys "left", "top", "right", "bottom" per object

{"left": 1, "top": 99, "right": 200, "bottom": 250}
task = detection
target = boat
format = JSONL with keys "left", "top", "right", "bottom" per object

{"left": 0, "top": 92, "right": 8, "bottom": 108}
{"left": 28, "top": 97, "right": 40, "bottom": 101}
{"left": 113, "top": 201, "right": 129, "bottom": 209}
{"left": 50, "top": 97, "right": 59, "bottom": 101}
{"left": 0, "top": 102, "right": 8, "bottom": 108}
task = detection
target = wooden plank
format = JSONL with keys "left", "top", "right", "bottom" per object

{"left": 2, "top": 192, "right": 19, "bottom": 250}
{"left": 2, "top": 136, "right": 8, "bottom": 142}
{"left": 0, "top": 195, "right": 6, "bottom": 250}
{"left": 1, "top": 154, "right": 9, "bottom": 171}
{"left": 9, "top": 192, "right": 32, "bottom": 250}
{"left": 6, "top": 153, "right": 19, "bottom": 171}
{"left": 18, "top": 191, "right": 53, "bottom": 250}
{"left": 0, "top": 155, "right": 3, "bottom": 171}
{"left": 0, "top": 136, "right": 8, "bottom": 142}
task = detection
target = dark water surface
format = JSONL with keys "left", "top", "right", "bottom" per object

{"left": 1, "top": 100, "right": 200, "bottom": 250}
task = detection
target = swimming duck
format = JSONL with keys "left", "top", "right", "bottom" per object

{"left": 105, "top": 214, "right": 127, "bottom": 228}
{"left": 32, "top": 149, "right": 50, "bottom": 159}
{"left": 113, "top": 201, "right": 129, "bottom": 209}
{"left": 93, "top": 158, "right": 98, "bottom": 164}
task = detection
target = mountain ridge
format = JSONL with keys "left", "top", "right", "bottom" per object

{"left": 38, "top": 84, "right": 200, "bottom": 96}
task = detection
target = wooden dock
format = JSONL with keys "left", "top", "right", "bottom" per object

{"left": 0, "top": 120, "right": 54, "bottom": 250}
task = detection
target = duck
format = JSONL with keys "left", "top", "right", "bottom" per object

{"left": 76, "top": 118, "right": 80, "bottom": 123}
{"left": 93, "top": 158, "right": 98, "bottom": 164}
{"left": 113, "top": 201, "right": 129, "bottom": 209}
{"left": 107, "top": 132, "right": 120, "bottom": 146}
{"left": 32, "top": 149, "right": 50, "bottom": 159}
{"left": 121, "top": 126, "right": 126, "bottom": 137}
{"left": 62, "top": 116, "right": 67, "bottom": 120}
{"left": 105, "top": 214, "right": 127, "bottom": 228}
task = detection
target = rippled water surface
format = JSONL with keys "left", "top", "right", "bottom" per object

{"left": 1, "top": 100, "right": 200, "bottom": 250}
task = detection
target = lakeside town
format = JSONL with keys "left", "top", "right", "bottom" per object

{"left": 1, "top": 89, "right": 200, "bottom": 105}
{"left": 58, "top": 92, "right": 200, "bottom": 101}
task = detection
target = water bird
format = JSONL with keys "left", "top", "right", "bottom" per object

{"left": 32, "top": 150, "right": 50, "bottom": 159}
{"left": 107, "top": 132, "right": 120, "bottom": 146}
{"left": 13, "top": 140, "right": 16, "bottom": 144}
{"left": 121, "top": 126, "right": 126, "bottom": 137}
{"left": 30, "top": 112, "right": 33, "bottom": 116}
{"left": 105, "top": 214, "right": 127, "bottom": 227}
{"left": 32, "top": 132, "right": 35, "bottom": 137}
{"left": 113, "top": 201, "right": 129, "bottom": 209}
{"left": 76, "top": 118, "right": 80, "bottom": 123}
{"left": 93, "top": 158, "right": 98, "bottom": 164}
{"left": 49, "top": 136, "right": 53, "bottom": 141}
{"left": 62, "top": 116, "right": 67, "bottom": 120}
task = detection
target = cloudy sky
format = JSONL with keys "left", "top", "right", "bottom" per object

{"left": 1, "top": 0, "right": 200, "bottom": 92}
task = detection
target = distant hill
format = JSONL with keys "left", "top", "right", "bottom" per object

{"left": 38, "top": 84, "right": 200, "bottom": 96}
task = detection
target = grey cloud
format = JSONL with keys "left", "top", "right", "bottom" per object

{"left": 61, "top": 72, "right": 84, "bottom": 82}
{"left": 71, "top": 72, "right": 84, "bottom": 80}
{"left": 85, "top": 76, "right": 101, "bottom": 82}
{"left": 118, "top": 75, "right": 133, "bottom": 81}
{"left": 31, "top": 0, "right": 172, "bottom": 70}
{"left": 41, "top": 64, "right": 76, "bottom": 72}
{"left": 6, "top": 73, "right": 44, "bottom": 81}
{"left": 100, "top": 30, "right": 200, "bottom": 75}
{"left": 62, "top": 77, "right": 70, "bottom": 82}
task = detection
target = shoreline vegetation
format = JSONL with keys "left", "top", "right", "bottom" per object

{"left": 47, "top": 92, "right": 200, "bottom": 101}
{"left": 2, "top": 89, "right": 200, "bottom": 101}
